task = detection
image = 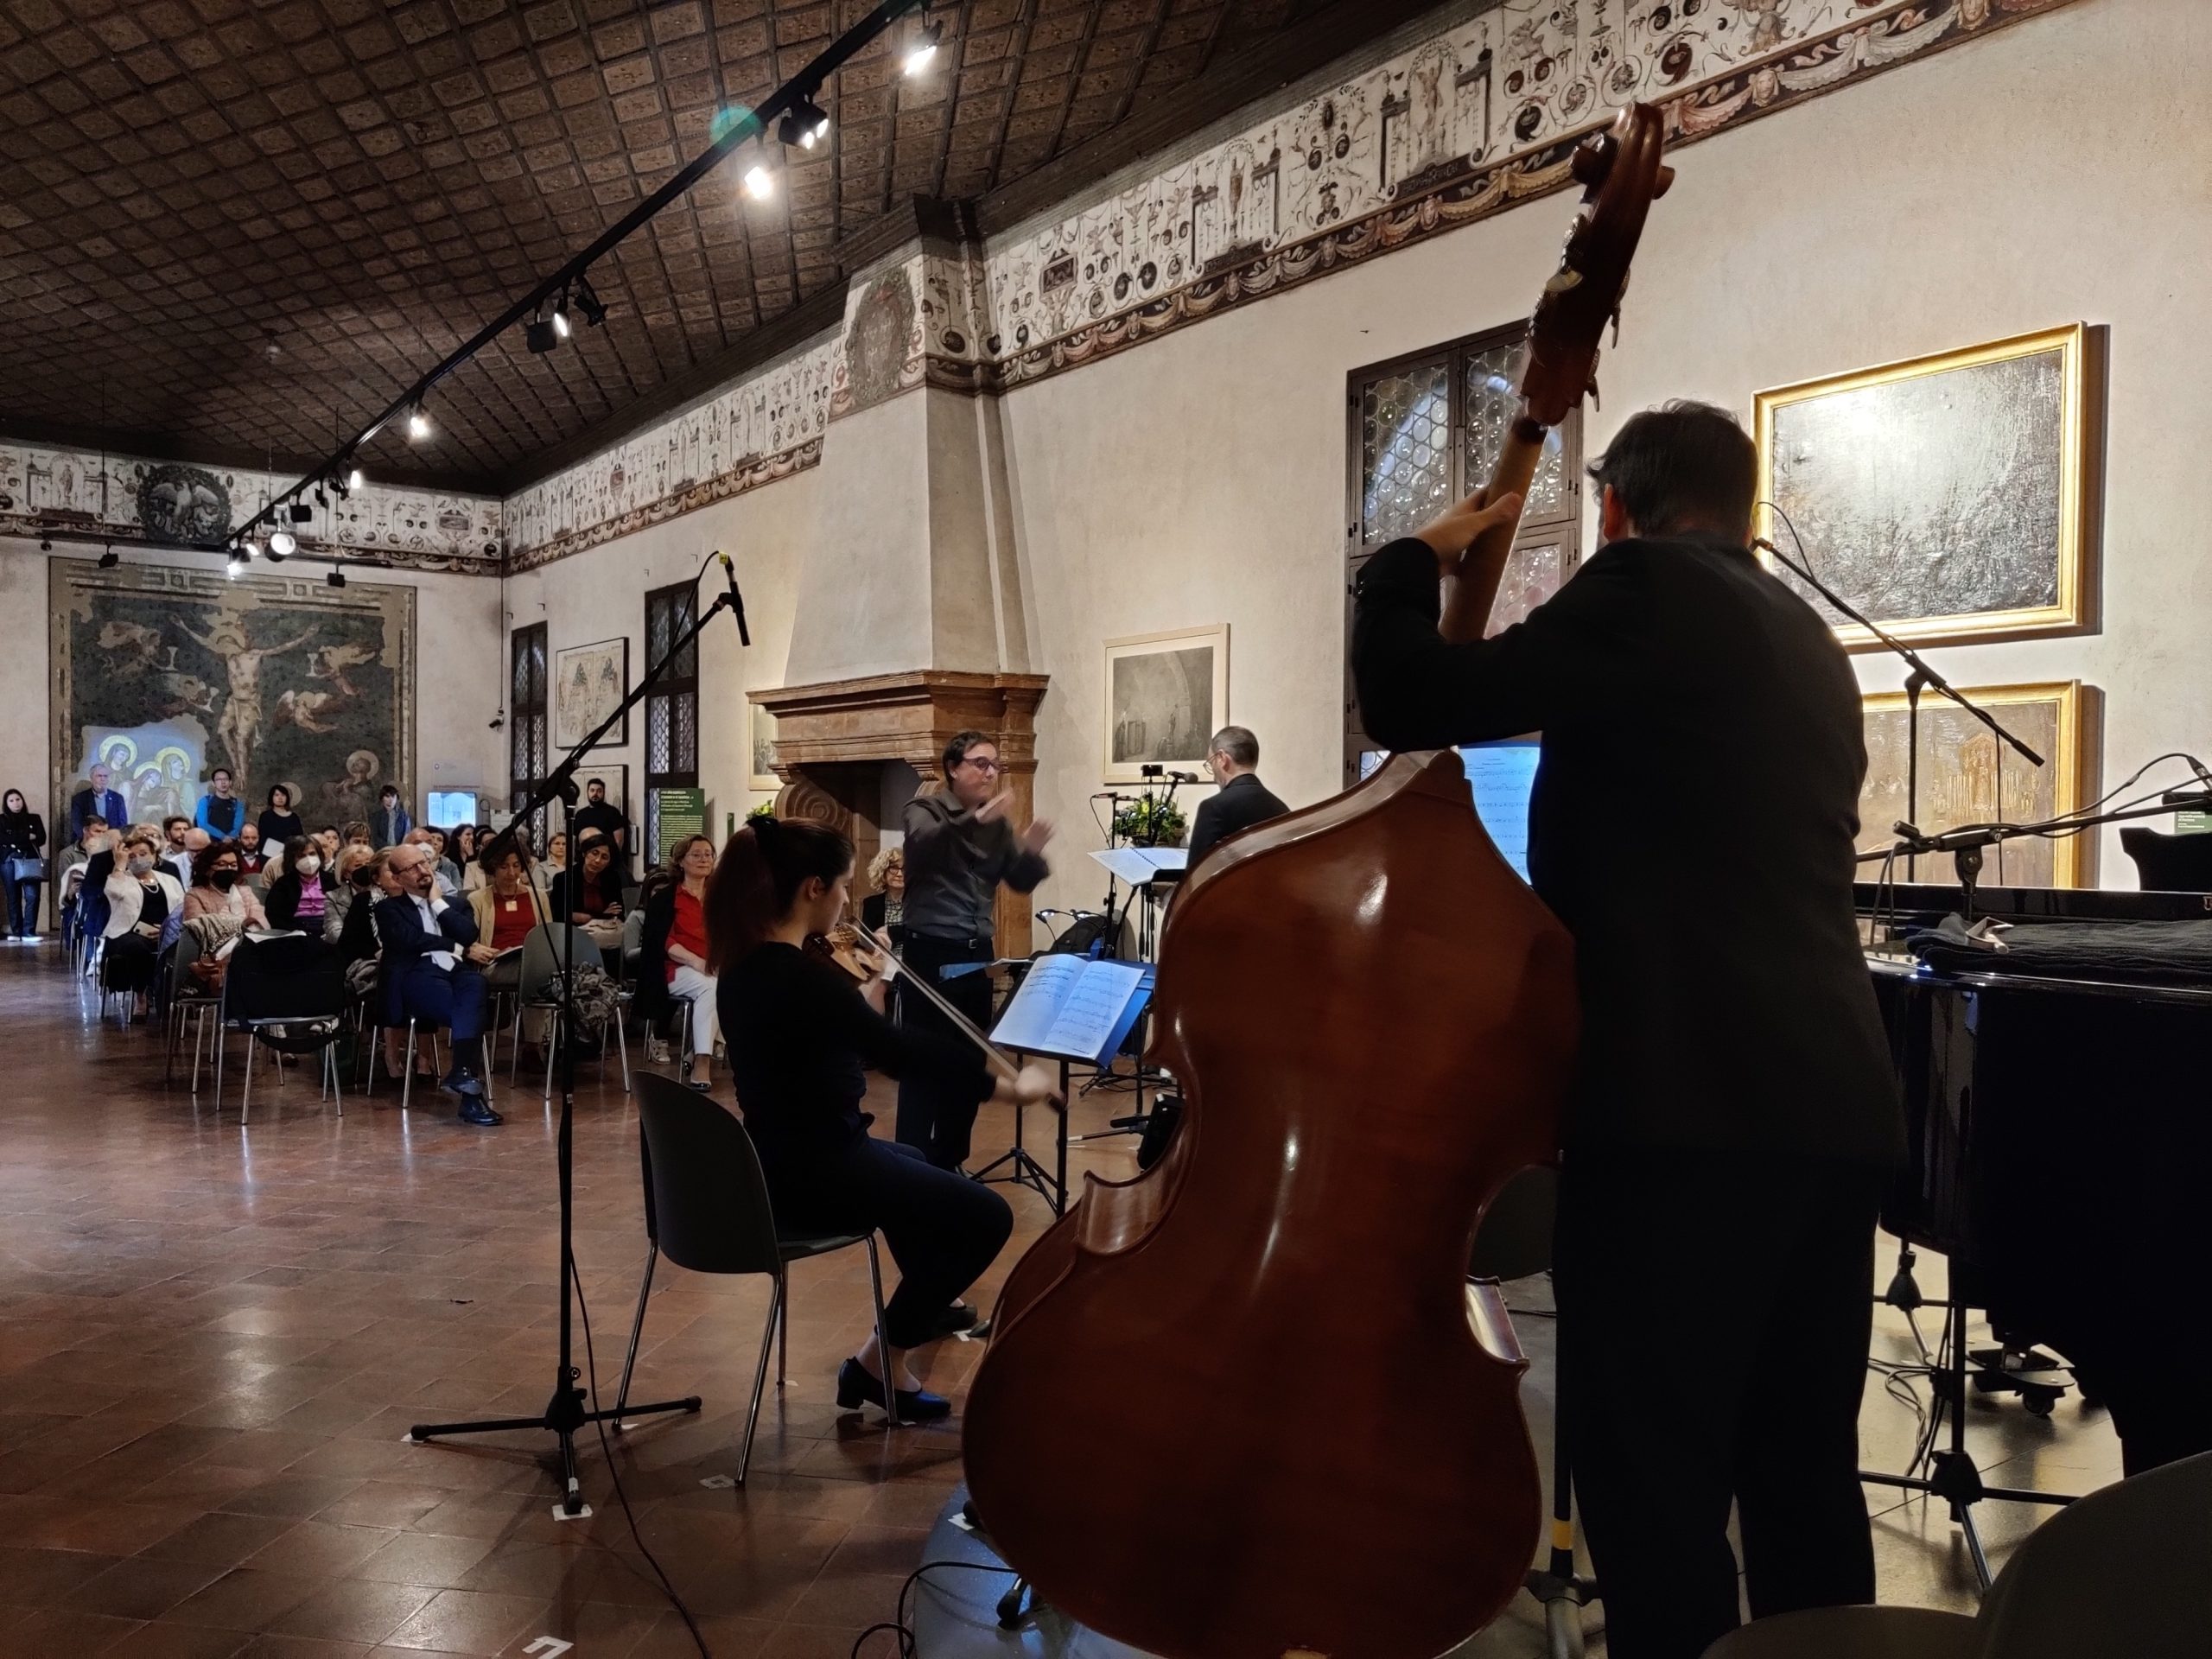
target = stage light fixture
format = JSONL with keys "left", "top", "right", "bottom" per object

{"left": 292, "top": 501, "right": 315, "bottom": 520}
{"left": 779, "top": 98, "right": 830, "bottom": 150}
{"left": 327, "top": 568, "right": 346, "bottom": 588}
{"left": 574, "top": 275, "right": 607, "bottom": 328}
{"left": 526, "top": 309, "right": 560, "bottom": 353}
{"left": 268, "top": 529, "right": 297, "bottom": 557}
{"left": 347, "top": 464, "right": 365, "bottom": 491}
{"left": 98, "top": 548, "right": 119, "bottom": 569}
{"left": 743, "top": 163, "right": 774, "bottom": 200}
{"left": 244, "top": 535, "right": 264, "bottom": 558}
{"left": 552, "top": 301, "right": 571, "bottom": 340}
{"left": 407, "top": 405, "right": 432, "bottom": 441}
{"left": 226, "top": 550, "right": 247, "bottom": 578}
{"left": 904, "top": 20, "right": 943, "bottom": 76}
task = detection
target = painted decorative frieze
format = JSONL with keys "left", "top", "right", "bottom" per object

{"left": 503, "top": 339, "right": 836, "bottom": 570}
{"left": 0, "top": 441, "right": 502, "bottom": 573}
{"left": 982, "top": 0, "right": 2080, "bottom": 388}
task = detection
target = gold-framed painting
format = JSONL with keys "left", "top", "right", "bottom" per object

{"left": 1756, "top": 324, "right": 2099, "bottom": 649}
{"left": 1858, "top": 680, "right": 2100, "bottom": 889}
{"left": 1103, "top": 625, "right": 1229, "bottom": 785}
{"left": 749, "top": 697, "right": 780, "bottom": 791}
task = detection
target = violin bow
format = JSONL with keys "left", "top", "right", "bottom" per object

{"left": 849, "top": 918, "right": 1023, "bottom": 1083}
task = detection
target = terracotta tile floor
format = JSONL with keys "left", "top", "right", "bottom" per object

{"left": 0, "top": 947, "right": 2119, "bottom": 1657}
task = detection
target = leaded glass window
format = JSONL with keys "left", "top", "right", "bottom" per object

{"left": 510, "top": 623, "right": 547, "bottom": 814}
{"left": 1359, "top": 361, "right": 1452, "bottom": 545}
{"left": 642, "top": 582, "right": 700, "bottom": 869}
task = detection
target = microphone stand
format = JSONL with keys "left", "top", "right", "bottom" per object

{"left": 408, "top": 582, "right": 741, "bottom": 1517}
{"left": 1759, "top": 538, "right": 2044, "bottom": 881}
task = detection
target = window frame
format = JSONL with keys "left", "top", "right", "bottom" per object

{"left": 642, "top": 581, "right": 701, "bottom": 870}
{"left": 1343, "top": 322, "right": 1585, "bottom": 785}
{"left": 508, "top": 621, "right": 548, "bottom": 816}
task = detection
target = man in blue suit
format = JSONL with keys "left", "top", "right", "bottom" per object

{"left": 373, "top": 842, "right": 500, "bottom": 1126}
{"left": 70, "top": 764, "right": 127, "bottom": 840}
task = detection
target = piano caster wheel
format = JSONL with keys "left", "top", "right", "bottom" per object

{"left": 2020, "top": 1386, "right": 2060, "bottom": 1419}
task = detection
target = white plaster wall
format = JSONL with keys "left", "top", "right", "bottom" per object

{"left": 0, "top": 536, "right": 505, "bottom": 832}
{"left": 1000, "top": 0, "right": 2209, "bottom": 906}
{"left": 500, "top": 466, "right": 824, "bottom": 844}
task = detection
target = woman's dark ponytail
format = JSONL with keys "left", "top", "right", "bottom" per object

{"left": 704, "top": 818, "right": 852, "bottom": 972}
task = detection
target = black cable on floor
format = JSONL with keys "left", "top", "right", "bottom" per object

{"left": 853, "top": 1558, "right": 1022, "bottom": 1656}
{"left": 569, "top": 1246, "right": 711, "bottom": 1657}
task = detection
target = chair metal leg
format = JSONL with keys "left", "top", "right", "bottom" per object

{"left": 738, "top": 1277, "right": 782, "bottom": 1486}
{"left": 402, "top": 1020, "right": 416, "bottom": 1112}
{"left": 613, "top": 1242, "right": 659, "bottom": 1424}
{"left": 510, "top": 998, "right": 524, "bottom": 1083}
{"left": 864, "top": 1236, "right": 897, "bottom": 1424}
{"left": 190, "top": 1006, "right": 208, "bottom": 1096}
{"left": 543, "top": 1008, "right": 557, "bottom": 1102}
{"left": 614, "top": 1007, "right": 631, "bottom": 1094}
{"left": 241, "top": 1033, "right": 254, "bottom": 1125}
{"left": 778, "top": 1265, "right": 790, "bottom": 1389}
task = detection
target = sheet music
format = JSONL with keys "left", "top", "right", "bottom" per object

{"left": 991, "top": 956, "right": 1147, "bottom": 1063}
{"left": 1089, "top": 847, "right": 1187, "bottom": 887}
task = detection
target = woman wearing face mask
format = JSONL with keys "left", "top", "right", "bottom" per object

{"left": 0, "top": 786, "right": 48, "bottom": 942}
{"left": 264, "top": 835, "right": 335, "bottom": 933}
{"left": 102, "top": 832, "right": 183, "bottom": 1014}
{"left": 183, "top": 840, "right": 269, "bottom": 929}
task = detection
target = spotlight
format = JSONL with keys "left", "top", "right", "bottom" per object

{"left": 407, "top": 405, "right": 432, "bottom": 441}
{"left": 347, "top": 465, "right": 364, "bottom": 491}
{"left": 244, "top": 535, "right": 264, "bottom": 558}
{"left": 574, "top": 275, "right": 607, "bottom": 328}
{"left": 98, "top": 548, "right": 119, "bottom": 569}
{"left": 778, "top": 98, "right": 830, "bottom": 150}
{"left": 743, "top": 163, "right": 774, "bottom": 201}
{"left": 904, "top": 20, "right": 943, "bottom": 77}
{"left": 526, "top": 312, "right": 560, "bottom": 353}
{"left": 226, "top": 550, "right": 247, "bottom": 578}
{"left": 292, "top": 501, "right": 315, "bottom": 520}
{"left": 552, "top": 301, "right": 571, "bottom": 340}
{"left": 326, "top": 567, "right": 346, "bottom": 589}
{"left": 40, "top": 536, "right": 53, "bottom": 551}
{"left": 268, "top": 529, "right": 297, "bottom": 557}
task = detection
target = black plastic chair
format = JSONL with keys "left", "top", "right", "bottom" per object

{"left": 1702, "top": 1450, "right": 2212, "bottom": 1658}
{"left": 214, "top": 933, "right": 346, "bottom": 1123}
{"left": 2120, "top": 827, "right": 2212, "bottom": 893}
{"left": 613, "top": 1073, "right": 893, "bottom": 1484}
{"left": 513, "top": 923, "right": 630, "bottom": 1099}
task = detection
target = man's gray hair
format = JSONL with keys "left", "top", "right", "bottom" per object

{"left": 1209, "top": 726, "right": 1259, "bottom": 768}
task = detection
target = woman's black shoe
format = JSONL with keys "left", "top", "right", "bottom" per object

{"left": 918, "top": 1302, "right": 980, "bottom": 1342}
{"left": 836, "top": 1357, "right": 950, "bottom": 1421}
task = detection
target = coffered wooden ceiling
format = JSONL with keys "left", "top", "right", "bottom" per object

{"left": 0, "top": 0, "right": 1434, "bottom": 494}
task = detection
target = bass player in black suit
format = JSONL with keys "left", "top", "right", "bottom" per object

{"left": 1351, "top": 401, "right": 1903, "bottom": 1659}
{"left": 1183, "top": 727, "right": 1289, "bottom": 869}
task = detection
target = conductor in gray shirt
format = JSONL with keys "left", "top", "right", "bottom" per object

{"left": 898, "top": 729, "right": 1054, "bottom": 1168}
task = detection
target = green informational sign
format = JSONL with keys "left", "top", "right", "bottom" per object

{"left": 655, "top": 786, "right": 706, "bottom": 865}
{"left": 2177, "top": 811, "right": 2212, "bottom": 836}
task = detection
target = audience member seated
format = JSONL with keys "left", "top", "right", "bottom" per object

{"left": 2, "top": 786, "right": 48, "bottom": 943}
{"left": 322, "top": 844, "right": 378, "bottom": 945}
{"left": 543, "top": 830, "right": 568, "bottom": 876}
{"left": 861, "top": 845, "right": 907, "bottom": 947}
{"left": 103, "top": 831, "right": 183, "bottom": 1017}
{"left": 452, "top": 825, "right": 486, "bottom": 892}
{"left": 234, "top": 821, "right": 267, "bottom": 874}
{"left": 183, "top": 841, "right": 270, "bottom": 931}
{"left": 313, "top": 826, "right": 342, "bottom": 863}
{"left": 194, "top": 767, "right": 246, "bottom": 838}
{"left": 56, "top": 816, "right": 106, "bottom": 941}
{"left": 374, "top": 842, "right": 499, "bottom": 1126}
{"left": 72, "top": 825, "right": 118, "bottom": 957}
{"left": 265, "top": 836, "right": 335, "bottom": 933}
{"left": 402, "top": 827, "right": 455, "bottom": 897}
{"left": 640, "top": 833, "right": 720, "bottom": 1090}
{"left": 340, "top": 821, "right": 373, "bottom": 853}
{"left": 335, "top": 849, "right": 388, "bottom": 967}
{"left": 467, "top": 842, "right": 549, "bottom": 1019}
{"left": 550, "top": 831, "right": 625, "bottom": 950}
{"left": 257, "top": 785, "right": 303, "bottom": 849}
{"left": 160, "top": 817, "right": 194, "bottom": 887}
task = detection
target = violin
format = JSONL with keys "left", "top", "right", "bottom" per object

{"left": 806, "top": 923, "right": 886, "bottom": 986}
{"left": 963, "top": 104, "right": 1672, "bottom": 1659}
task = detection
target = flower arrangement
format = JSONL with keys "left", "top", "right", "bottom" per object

{"left": 1113, "top": 796, "right": 1187, "bottom": 848}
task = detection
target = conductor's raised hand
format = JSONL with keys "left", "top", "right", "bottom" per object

{"left": 973, "top": 790, "right": 1014, "bottom": 825}
{"left": 1014, "top": 1063, "right": 1064, "bottom": 1109}
{"left": 1413, "top": 487, "right": 1524, "bottom": 575}
{"left": 1019, "top": 817, "right": 1054, "bottom": 856}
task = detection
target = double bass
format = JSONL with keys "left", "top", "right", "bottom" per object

{"left": 964, "top": 105, "right": 1673, "bottom": 1659}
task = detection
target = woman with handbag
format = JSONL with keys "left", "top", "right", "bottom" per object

{"left": 0, "top": 788, "right": 46, "bottom": 941}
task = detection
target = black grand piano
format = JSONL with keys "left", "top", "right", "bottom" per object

{"left": 1859, "top": 877, "right": 2212, "bottom": 1478}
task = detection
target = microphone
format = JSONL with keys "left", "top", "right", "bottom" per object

{"left": 715, "top": 551, "right": 752, "bottom": 645}
{"left": 1166, "top": 770, "right": 1198, "bottom": 784}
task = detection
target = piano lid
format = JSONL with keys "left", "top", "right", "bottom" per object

{"left": 1855, "top": 881, "right": 2212, "bottom": 926}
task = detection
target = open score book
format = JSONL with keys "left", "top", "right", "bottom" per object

{"left": 988, "top": 955, "right": 1154, "bottom": 1068}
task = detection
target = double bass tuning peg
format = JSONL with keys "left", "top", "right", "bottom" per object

{"left": 1653, "top": 163, "right": 1676, "bottom": 200}
{"left": 1571, "top": 131, "right": 1617, "bottom": 188}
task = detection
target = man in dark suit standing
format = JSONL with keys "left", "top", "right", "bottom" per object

{"left": 1352, "top": 402, "right": 1901, "bottom": 1659}
{"left": 1184, "top": 726, "right": 1289, "bottom": 868}
{"left": 373, "top": 842, "right": 500, "bottom": 1126}
{"left": 70, "top": 764, "right": 127, "bottom": 840}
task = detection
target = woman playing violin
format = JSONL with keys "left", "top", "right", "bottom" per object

{"left": 707, "top": 815, "right": 1058, "bottom": 1421}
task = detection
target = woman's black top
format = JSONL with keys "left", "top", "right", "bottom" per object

{"left": 257, "top": 810, "right": 304, "bottom": 846}
{"left": 718, "top": 941, "right": 991, "bottom": 1164}
{"left": 0, "top": 810, "right": 45, "bottom": 861}
{"left": 134, "top": 878, "right": 168, "bottom": 931}
{"left": 550, "top": 867, "right": 619, "bottom": 922}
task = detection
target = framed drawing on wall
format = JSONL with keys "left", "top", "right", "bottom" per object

{"left": 1858, "top": 680, "right": 2099, "bottom": 888}
{"left": 1103, "top": 626, "right": 1229, "bottom": 785}
{"left": 749, "top": 699, "right": 780, "bottom": 791}
{"left": 1755, "top": 324, "right": 2099, "bottom": 649}
{"left": 554, "top": 637, "right": 629, "bottom": 748}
